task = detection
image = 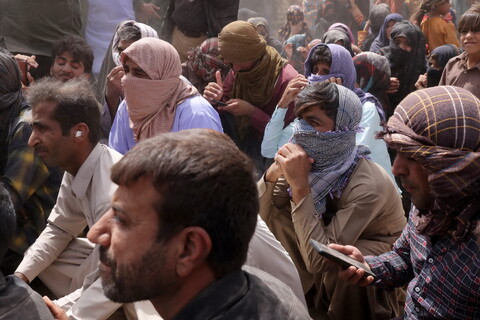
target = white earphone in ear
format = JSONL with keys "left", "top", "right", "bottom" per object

{"left": 75, "top": 130, "right": 83, "bottom": 138}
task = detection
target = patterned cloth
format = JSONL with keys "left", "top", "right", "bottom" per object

{"left": 291, "top": 84, "right": 369, "bottom": 218}
{"left": 302, "top": 0, "right": 321, "bottom": 30}
{"left": 0, "top": 52, "right": 62, "bottom": 258}
{"left": 366, "top": 207, "right": 480, "bottom": 319}
{"left": 380, "top": 86, "right": 480, "bottom": 240}
{"left": 278, "top": 5, "right": 312, "bottom": 44}
{"left": 353, "top": 52, "right": 391, "bottom": 118}
{"left": 5, "top": 110, "right": 62, "bottom": 256}
{"left": 185, "top": 37, "right": 229, "bottom": 83}
{"left": 353, "top": 52, "right": 391, "bottom": 93}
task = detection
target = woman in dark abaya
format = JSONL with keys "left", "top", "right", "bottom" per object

{"left": 379, "top": 21, "right": 426, "bottom": 118}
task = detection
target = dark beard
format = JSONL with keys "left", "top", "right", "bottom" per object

{"left": 99, "top": 244, "right": 173, "bottom": 303}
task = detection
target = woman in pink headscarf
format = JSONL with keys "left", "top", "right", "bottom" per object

{"left": 109, "top": 38, "right": 223, "bottom": 153}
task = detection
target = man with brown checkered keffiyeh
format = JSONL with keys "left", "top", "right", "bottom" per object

{"left": 333, "top": 85, "right": 480, "bottom": 319}
{"left": 381, "top": 85, "right": 480, "bottom": 241}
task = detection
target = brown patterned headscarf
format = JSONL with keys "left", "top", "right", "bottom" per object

{"left": 380, "top": 86, "right": 480, "bottom": 240}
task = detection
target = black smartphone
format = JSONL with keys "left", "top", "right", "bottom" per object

{"left": 212, "top": 99, "right": 228, "bottom": 106}
{"left": 309, "top": 239, "right": 376, "bottom": 279}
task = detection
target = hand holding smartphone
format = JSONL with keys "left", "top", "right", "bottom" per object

{"left": 309, "top": 239, "right": 376, "bottom": 279}
{"left": 211, "top": 99, "right": 228, "bottom": 106}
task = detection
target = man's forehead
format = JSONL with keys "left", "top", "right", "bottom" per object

{"left": 31, "top": 101, "right": 57, "bottom": 117}
{"left": 55, "top": 52, "right": 81, "bottom": 63}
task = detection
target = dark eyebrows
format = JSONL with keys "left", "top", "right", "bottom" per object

{"left": 31, "top": 120, "right": 48, "bottom": 129}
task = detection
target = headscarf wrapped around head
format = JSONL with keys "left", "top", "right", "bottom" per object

{"left": 121, "top": 38, "right": 198, "bottom": 141}
{"left": 360, "top": 3, "right": 390, "bottom": 51}
{"left": 186, "top": 37, "right": 229, "bottom": 83}
{"left": 328, "top": 23, "right": 355, "bottom": 45}
{"left": 380, "top": 86, "right": 480, "bottom": 240}
{"left": 426, "top": 44, "right": 460, "bottom": 87}
{"left": 112, "top": 20, "right": 158, "bottom": 66}
{"left": 247, "top": 17, "right": 271, "bottom": 38}
{"left": 286, "top": 5, "right": 304, "bottom": 25}
{"left": 370, "top": 13, "right": 403, "bottom": 53}
{"left": 353, "top": 52, "right": 391, "bottom": 93}
{"left": 353, "top": 52, "right": 391, "bottom": 116}
{"left": 321, "top": 29, "right": 354, "bottom": 57}
{"left": 219, "top": 21, "right": 287, "bottom": 108}
{"left": 369, "top": 4, "right": 391, "bottom": 34}
{"left": 291, "top": 83, "right": 369, "bottom": 220}
{"left": 278, "top": 5, "right": 312, "bottom": 43}
{"left": 383, "top": 20, "right": 426, "bottom": 110}
{"left": 218, "top": 20, "right": 266, "bottom": 64}
{"left": 305, "top": 44, "right": 386, "bottom": 120}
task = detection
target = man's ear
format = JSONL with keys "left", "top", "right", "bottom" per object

{"left": 72, "top": 123, "right": 89, "bottom": 141}
{"left": 174, "top": 227, "right": 212, "bottom": 277}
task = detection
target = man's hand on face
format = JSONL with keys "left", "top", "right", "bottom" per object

{"left": 274, "top": 143, "right": 313, "bottom": 204}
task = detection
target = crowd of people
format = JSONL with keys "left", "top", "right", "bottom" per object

{"left": 0, "top": 0, "right": 479, "bottom": 319}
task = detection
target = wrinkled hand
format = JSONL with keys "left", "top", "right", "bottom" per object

{"left": 203, "top": 71, "right": 224, "bottom": 102}
{"left": 415, "top": 73, "right": 427, "bottom": 90}
{"left": 386, "top": 77, "right": 400, "bottom": 94}
{"left": 328, "top": 244, "right": 374, "bottom": 286}
{"left": 274, "top": 143, "right": 313, "bottom": 203}
{"left": 43, "top": 296, "right": 68, "bottom": 320}
{"left": 278, "top": 74, "right": 308, "bottom": 108}
{"left": 140, "top": 2, "right": 161, "bottom": 20}
{"left": 218, "top": 99, "right": 255, "bottom": 116}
